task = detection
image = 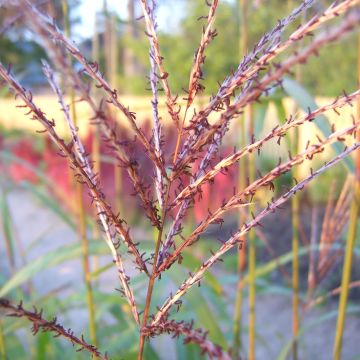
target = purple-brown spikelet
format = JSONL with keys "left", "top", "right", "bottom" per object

{"left": 0, "top": 0, "right": 359, "bottom": 359}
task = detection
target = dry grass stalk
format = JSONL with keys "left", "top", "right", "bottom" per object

{"left": 0, "top": 0, "right": 359, "bottom": 359}
{"left": 0, "top": 298, "right": 108, "bottom": 360}
{"left": 152, "top": 144, "right": 360, "bottom": 327}
{"left": 143, "top": 320, "right": 231, "bottom": 360}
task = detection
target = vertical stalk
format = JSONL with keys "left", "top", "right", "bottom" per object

{"left": 333, "top": 33, "right": 360, "bottom": 360}
{"left": 289, "top": 3, "right": 302, "bottom": 357}
{"left": 92, "top": 8, "right": 101, "bottom": 262}
{"left": 104, "top": 1, "right": 122, "bottom": 214}
{"left": 247, "top": 106, "right": 256, "bottom": 360}
{"left": 291, "top": 47, "right": 301, "bottom": 360}
{"left": 110, "top": 13, "right": 121, "bottom": 214}
{"left": 62, "top": 0, "right": 97, "bottom": 346}
{"left": 291, "top": 128, "right": 300, "bottom": 360}
{"left": 233, "top": 0, "right": 248, "bottom": 357}
{"left": 138, "top": 187, "right": 170, "bottom": 360}
{"left": 92, "top": 12, "right": 100, "bottom": 178}
{"left": 0, "top": 321, "right": 6, "bottom": 360}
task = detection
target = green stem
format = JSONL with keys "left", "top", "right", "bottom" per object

{"left": 291, "top": 161, "right": 300, "bottom": 360}
{"left": 0, "top": 321, "right": 6, "bottom": 360}
{"left": 62, "top": 0, "right": 97, "bottom": 346}
{"left": 247, "top": 105, "right": 256, "bottom": 360}
{"left": 77, "top": 182, "right": 97, "bottom": 346}
{"left": 333, "top": 33, "right": 360, "bottom": 360}
{"left": 91, "top": 9, "right": 101, "bottom": 272}
{"left": 333, "top": 180, "right": 360, "bottom": 359}
{"left": 289, "top": 3, "right": 304, "bottom": 356}
{"left": 138, "top": 94, "right": 190, "bottom": 360}
{"left": 233, "top": 270, "right": 245, "bottom": 358}
{"left": 137, "top": 196, "right": 168, "bottom": 360}
{"left": 233, "top": 1, "right": 249, "bottom": 358}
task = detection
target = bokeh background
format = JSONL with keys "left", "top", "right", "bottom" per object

{"left": 0, "top": 1, "right": 359, "bottom": 359}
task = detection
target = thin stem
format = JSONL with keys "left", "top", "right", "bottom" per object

{"left": 91, "top": 7, "right": 101, "bottom": 272}
{"left": 138, "top": 126, "right": 183, "bottom": 356}
{"left": 333, "top": 180, "right": 360, "bottom": 359}
{"left": 290, "top": 4, "right": 304, "bottom": 357}
{"left": 247, "top": 106, "right": 256, "bottom": 360}
{"left": 139, "top": 105, "right": 190, "bottom": 352}
{"left": 291, "top": 165, "right": 300, "bottom": 360}
{"left": 333, "top": 32, "right": 360, "bottom": 360}
{"left": 62, "top": 0, "right": 97, "bottom": 345}
{"left": 233, "top": 1, "right": 249, "bottom": 357}
{"left": 138, "top": 185, "right": 171, "bottom": 360}
{"left": 107, "top": 7, "right": 122, "bottom": 215}
{"left": 138, "top": 55, "right": 191, "bottom": 360}
{"left": 77, "top": 180, "right": 97, "bottom": 346}
{"left": 0, "top": 320, "right": 6, "bottom": 360}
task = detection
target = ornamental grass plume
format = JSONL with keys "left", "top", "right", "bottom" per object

{"left": 0, "top": 0, "right": 359, "bottom": 359}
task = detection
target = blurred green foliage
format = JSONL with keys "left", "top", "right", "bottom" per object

{"left": 0, "top": 0, "right": 356, "bottom": 96}
{"left": 121, "top": 0, "right": 357, "bottom": 96}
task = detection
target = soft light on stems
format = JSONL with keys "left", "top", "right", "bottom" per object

{"left": 233, "top": 0, "right": 249, "bottom": 357}
{"left": 148, "top": 0, "right": 165, "bottom": 211}
{"left": 333, "top": 33, "right": 360, "bottom": 360}
{"left": 62, "top": 0, "right": 97, "bottom": 346}
{"left": 247, "top": 107, "right": 256, "bottom": 360}
{"left": 291, "top": 129, "right": 300, "bottom": 360}
{"left": 290, "top": 3, "right": 303, "bottom": 357}
{"left": 91, "top": 8, "right": 101, "bottom": 272}
{"left": 333, "top": 180, "right": 360, "bottom": 359}
{"left": 0, "top": 321, "right": 6, "bottom": 360}
{"left": 110, "top": 13, "right": 122, "bottom": 214}
{"left": 104, "top": 1, "right": 122, "bottom": 214}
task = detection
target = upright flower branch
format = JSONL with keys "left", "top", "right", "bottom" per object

{"left": 0, "top": 1, "right": 359, "bottom": 359}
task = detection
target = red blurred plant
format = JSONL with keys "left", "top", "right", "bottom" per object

{"left": 0, "top": 1, "right": 359, "bottom": 359}
{"left": 9, "top": 139, "right": 41, "bottom": 184}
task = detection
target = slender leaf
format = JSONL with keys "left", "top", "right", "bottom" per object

{"left": 0, "top": 241, "right": 108, "bottom": 297}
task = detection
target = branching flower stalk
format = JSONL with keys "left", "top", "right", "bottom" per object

{"left": 290, "top": 4, "right": 306, "bottom": 357}
{"left": 91, "top": 6, "right": 102, "bottom": 273}
{"left": 180, "top": 13, "right": 359, "bottom": 176}
{"left": 171, "top": 90, "right": 360, "bottom": 209}
{"left": 0, "top": 1, "right": 359, "bottom": 359}
{"left": 152, "top": 142, "right": 360, "bottom": 327}
{"left": 147, "top": 0, "right": 165, "bottom": 211}
{"left": 139, "top": 0, "right": 181, "bottom": 130}
{"left": 0, "top": 62, "right": 141, "bottom": 324}
{"left": 23, "top": 4, "right": 162, "bottom": 230}
{"left": 43, "top": 61, "right": 141, "bottom": 326}
{"left": 157, "top": 120, "right": 360, "bottom": 275}
{"left": 233, "top": 0, "right": 248, "bottom": 355}
{"left": 0, "top": 298, "right": 108, "bottom": 360}
{"left": 174, "top": 0, "right": 358, "bottom": 176}
{"left": 23, "top": 0, "right": 165, "bottom": 177}
{"left": 143, "top": 320, "right": 230, "bottom": 360}
{"left": 138, "top": 2, "right": 220, "bottom": 358}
